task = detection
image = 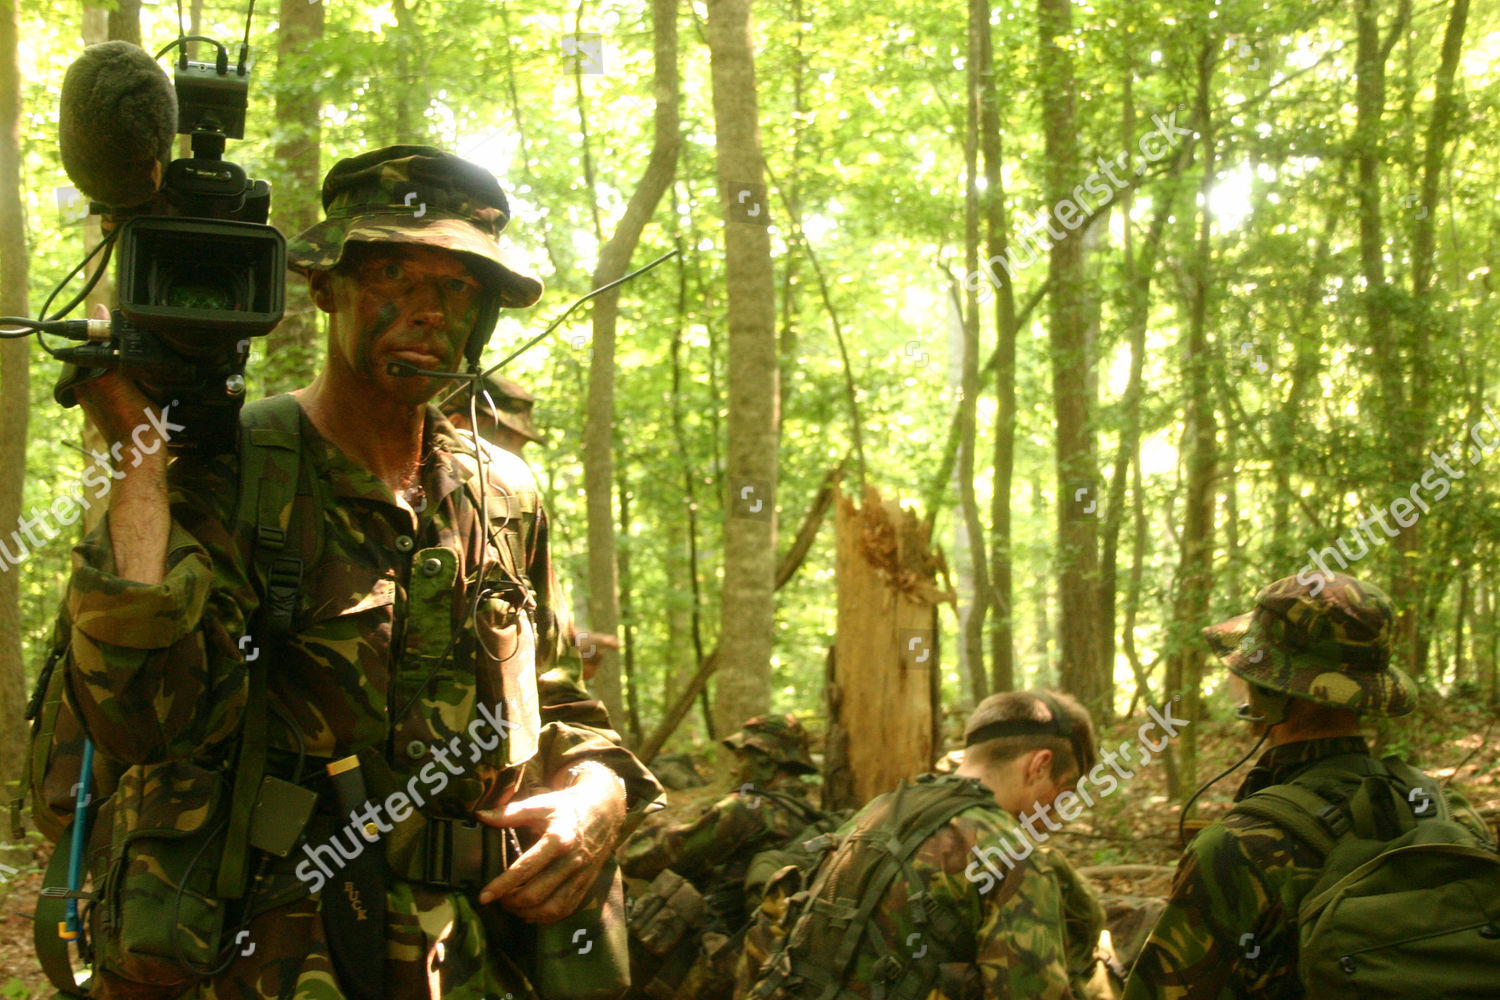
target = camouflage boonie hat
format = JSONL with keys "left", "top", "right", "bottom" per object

{"left": 1203, "top": 572, "right": 1415, "bottom": 717}
{"left": 286, "top": 144, "right": 543, "bottom": 309}
{"left": 722, "top": 714, "right": 818, "bottom": 775}
{"left": 443, "top": 373, "right": 545, "bottom": 445}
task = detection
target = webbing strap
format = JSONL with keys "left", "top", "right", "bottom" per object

{"left": 34, "top": 837, "right": 92, "bottom": 997}
{"left": 219, "top": 396, "right": 315, "bottom": 901}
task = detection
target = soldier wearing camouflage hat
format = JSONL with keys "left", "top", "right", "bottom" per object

{"left": 57, "top": 144, "right": 661, "bottom": 999}
{"left": 1122, "top": 571, "right": 1493, "bottom": 1000}
{"left": 619, "top": 715, "right": 825, "bottom": 1000}
{"left": 443, "top": 372, "right": 547, "bottom": 456}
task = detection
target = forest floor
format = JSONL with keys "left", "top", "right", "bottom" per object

{"left": 2, "top": 698, "right": 1496, "bottom": 996}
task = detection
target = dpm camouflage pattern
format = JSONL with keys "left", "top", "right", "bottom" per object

{"left": 721, "top": 715, "right": 819, "bottom": 775}
{"left": 60, "top": 399, "right": 660, "bottom": 999}
{"left": 621, "top": 771, "right": 821, "bottom": 930}
{"left": 1202, "top": 572, "right": 1414, "bottom": 716}
{"left": 739, "top": 773, "right": 1103, "bottom": 1000}
{"left": 1120, "top": 736, "right": 1493, "bottom": 1000}
{"left": 286, "top": 144, "right": 542, "bottom": 310}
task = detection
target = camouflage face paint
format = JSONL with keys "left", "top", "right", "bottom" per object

{"left": 353, "top": 300, "right": 403, "bottom": 377}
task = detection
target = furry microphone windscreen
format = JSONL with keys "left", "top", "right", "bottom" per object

{"left": 59, "top": 41, "right": 178, "bottom": 208}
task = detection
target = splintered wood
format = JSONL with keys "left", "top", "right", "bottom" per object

{"left": 824, "top": 485, "right": 948, "bottom": 810}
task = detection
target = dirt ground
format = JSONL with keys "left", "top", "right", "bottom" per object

{"left": 3, "top": 697, "right": 1495, "bottom": 996}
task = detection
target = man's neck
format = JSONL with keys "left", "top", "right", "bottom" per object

{"left": 295, "top": 373, "right": 427, "bottom": 494}
{"left": 1266, "top": 722, "right": 1362, "bottom": 749}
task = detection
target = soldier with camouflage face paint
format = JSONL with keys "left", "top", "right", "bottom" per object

{"left": 1121, "top": 570, "right": 1494, "bottom": 1000}
{"left": 60, "top": 145, "right": 662, "bottom": 999}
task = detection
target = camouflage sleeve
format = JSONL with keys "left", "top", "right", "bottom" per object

{"left": 524, "top": 490, "right": 663, "bottom": 826}
{"left": 620, "top": 794, "right": 762, "bottom": 882}
{"left": 1036, "top": 846, "right": 1106, "bottom": 991}
{"left": 64, "top": 458, "right": 255, "bottom": 764}
{"left": 965, "top": 827, "right": 1079, "bottom": 999}
{"left": 1120, "top": 819, "right": 1294, "bottom": 1000}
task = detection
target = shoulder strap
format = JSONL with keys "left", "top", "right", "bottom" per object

{"left": 218, "top": 394, "right": 322, "bottom": 900}
{"left": 1233, "top": 784, "right": 1342, "bottom": 856}
{"left": 753, "top": 787, "right": 826, "bottom": 827}
{"left": 764, "top": 777, "right": 996, "bottom": 1000}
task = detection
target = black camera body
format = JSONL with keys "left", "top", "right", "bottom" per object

{"left": 56, "top": 45, "right": 285, "bottom": 455}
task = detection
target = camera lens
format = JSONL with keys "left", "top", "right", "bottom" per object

{"left": 155, "top": 265, "right": 243, "bottom": 312}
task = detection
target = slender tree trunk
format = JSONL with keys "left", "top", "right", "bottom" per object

{"left": 389, "top": 0, "right": 428, "bottom": 145}
{"left": 0, "top": 0, "right": 30, "bottom": 828}
{"left": 706, "top": 0, "right": 778, "bottom": 732}
{"left": 1165, "top": 42, "right": 1218, "bottom": 802}
{"left": 80, "top": 4, "right": 110, "bottom": 533}
{"left": 585, "top": 0, "right": 679, "bottom": 730}
{"left": 1354, "top": 0, "right": 1420, "bottom": 670}
{"left": 271, "top": 0, "right": 325, "bottom": 383}
{"left": 1038, "top": 0, "right": 1102, "bottom": 712}
{"left": 977, "top": 0, "right": 1015, "bottom": 695}
{"left": 957, "top": 0, "right": 990, "bottom": 698}
{"left": 107, "top": 0, "right": 140, "bottom": 45}
{"left": 618, "top": 471, "right": 641, "bottom": 744}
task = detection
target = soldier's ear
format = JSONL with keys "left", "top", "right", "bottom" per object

{"left": 307, "top": 270, "right": 336, "bottom": 314}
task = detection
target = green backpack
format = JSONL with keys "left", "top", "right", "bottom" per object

{"left": 1232, "top": 753, "right": 1500, "bottom": 1000}
{"left": 19, "top": 393, "right": 325, "bottom": 997}
{"left": 747, "top": 773, "right": 1001, "bottom": 1000}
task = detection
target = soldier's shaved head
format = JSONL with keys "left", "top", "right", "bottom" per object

{"left": 963, "top": 690, "right": 1097, "bottom": 780}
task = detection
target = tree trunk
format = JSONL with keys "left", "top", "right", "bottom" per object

{"left": 1037, "top": 0, "right": 1102, "bottom": 712}
{"left": 106, "top": 0, "right": 140, "bottom": 45}
{"left": 706, "top": 0, "right": 778, "bottom": 733}
{"left": 1354, "top": 0, "right": 1420, "bottom": 670}
{"left": 585, "top": 0, "right": 679, "bottom": 731}
{"left": 979, "top": 0, "right": 1017, "bottom": 694}
{"left": 271, "top": 0, "right": 325, "bottom": 385}
{"left": 956, "top": 0, "right": 989, "bottom": 699}
{"left": 1164, "top": 42, "right": 1218, "bottom": 802}
{"left": 825, "top": 487, "right": 946, "bottom": 810}
{"left": 618, "top": 471, "right": 641, "bottom": 743}
{"left": 0, "top": 0, "right": 30, "bottom": 832}
{"left": 389, "top": 0, "right": 428, "bottom": 145}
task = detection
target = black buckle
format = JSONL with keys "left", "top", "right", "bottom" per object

{"left": 422, "top": 818, "right": 487, "bottom": 889}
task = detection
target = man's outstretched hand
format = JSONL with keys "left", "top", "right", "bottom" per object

{"left": 475, "top": 762, "right": 626, "bottom": 923}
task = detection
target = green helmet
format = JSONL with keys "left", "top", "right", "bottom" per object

{"left": 1203, "top": 571, "right": 1415, "bottom": 717}
{"left": 721, "top": 714, "right": 818, "bottom": 775}
{"left": 286, "top": 144, "right": 542, "bottom": 367}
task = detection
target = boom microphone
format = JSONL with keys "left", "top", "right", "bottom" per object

{"left": 59, "top": 41, "right": 178, "bottom": 208}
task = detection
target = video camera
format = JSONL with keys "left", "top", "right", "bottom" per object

{"left": 44, "top": 34, "right": 284, "bottom": 455}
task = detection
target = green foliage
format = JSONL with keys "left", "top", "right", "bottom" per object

{"left": 9, "top": 0, "right": 1500, "bottom": 756}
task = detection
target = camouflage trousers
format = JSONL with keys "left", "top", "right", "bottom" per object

{"left": 93, "top": 880, "right": 539, "bottom": 1000}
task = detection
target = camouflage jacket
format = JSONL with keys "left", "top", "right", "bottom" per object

{"left": 620, "top": 773, "right": 819, "bottom": 928}
{"left": 1120, "top": 736, "right": 1492, "bottom": 1000}
{"left": 62, "top": 399, "right": 661, "bottom": 998}
{"left": 739, "top": 775, "right": 1103, "bottom": 1000}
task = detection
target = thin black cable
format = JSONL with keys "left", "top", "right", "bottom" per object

{"left": 433, "top": 248, "right": 682, "bottom": 414}
{"left": 39, "top": 226, "right": 117, "bottom": 323}
{"left": 1176, "top": 728, "right": 1272, "bottom": 847}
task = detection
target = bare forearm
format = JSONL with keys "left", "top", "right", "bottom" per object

{"left": 108, "top": 449, "right": 170, "bottom": 585}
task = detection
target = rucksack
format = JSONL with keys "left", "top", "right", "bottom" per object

{"left": 21, "top": 393, "right": 326, "bottom": 997}
{"left": 1231, "top": 752, "right": 1500, "bottom": 1000}
{"left": 746, "top": 773, "right": 1002, "bottom": 1000}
